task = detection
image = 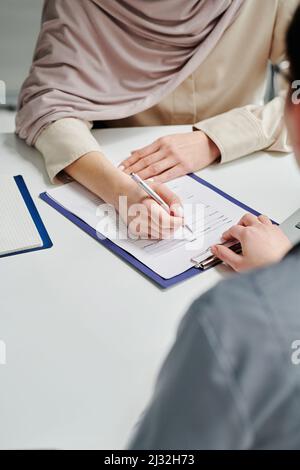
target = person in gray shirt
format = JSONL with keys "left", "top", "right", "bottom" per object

{"left": 129, "top": 6, "right": 300, "bottom": 450}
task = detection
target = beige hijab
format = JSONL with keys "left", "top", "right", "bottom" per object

{"left": 16, "top": 0, "right": 245, "bottom": 145}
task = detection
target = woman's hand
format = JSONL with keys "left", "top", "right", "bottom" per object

{"left": 65, "top": 150, "right": 183, "bottom": 240}
{"left": 211, "top": 213, "right": 292, "bottom": 272}
{"left": 120, "top": 180, "right": 184, "bottom": 239}
{"left": 119, "top": 131, "right": 220, "bottom": 183}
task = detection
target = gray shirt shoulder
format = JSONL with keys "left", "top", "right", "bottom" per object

{"left": 129, "top": 247, "right": 300, "bottom": 450}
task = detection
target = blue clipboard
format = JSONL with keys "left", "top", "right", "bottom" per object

{"left": 0, "top": 175, "right": 53, "bottom": 259}
{"left": 40, "top": 174, "right": 262, "bottom": 288}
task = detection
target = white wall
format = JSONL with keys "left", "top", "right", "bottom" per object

{"left": 0, "top": 0, "right": 43, "bottom": 106}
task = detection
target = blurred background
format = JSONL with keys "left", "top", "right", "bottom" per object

{"left": 0, "top": 0, "right": 43, "bottom": 108}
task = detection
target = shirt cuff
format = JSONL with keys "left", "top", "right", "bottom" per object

{"left": 35, "top": 118, "right": 102, "bottom": 182}
{"left": 193, "top": 108, "right": 269, "bottom": 164}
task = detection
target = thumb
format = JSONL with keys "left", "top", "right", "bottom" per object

{"left": 211, "top": 245, "right": 242, "bottom": 271}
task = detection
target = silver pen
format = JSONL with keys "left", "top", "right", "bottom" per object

{"left": 130, "top": 173, "right": 194, "bottom": 235}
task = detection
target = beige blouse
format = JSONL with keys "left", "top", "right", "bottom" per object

{"left": 35, "top": 0, "right": 299, "bottom": 183}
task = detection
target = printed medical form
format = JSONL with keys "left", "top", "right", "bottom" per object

{"left": 46, "top": 175, "right": 248, "bottom": 279}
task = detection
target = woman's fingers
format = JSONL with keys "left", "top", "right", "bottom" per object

{"left": 211, "top": 245, "right": 243, "bottom": 271}
{"left": 129, "top": 185, "right": 184, "bottom": 240}
{"left": 120, "top": 140, "right": 160, "bottom": 171}
{"left": 136, "top": 158, "right": 177, "bottom": 180}
{"left": 151, "top": 204, "right": 183, "bottom": 230}
{"left": 119, "top": 153, "right": 141, "bottom": 171}
{"left": 123, "top": 151, "right": 163, "bottom": 175}
{"left": 150, "top": 165, "right": 184, "bottom": 184}
{"left": 119, "top": 141, "right": 159, "bottom": 170}
{"left": 153, "top": 183, "right": 183, "bottom": 216}
{"left": 131, "top": 140, "right": 160, "bottom": 159}
{"left": 145, "top": 200, "right": 183, "bottom": 238}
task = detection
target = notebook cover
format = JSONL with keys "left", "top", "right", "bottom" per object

{"left": 0, "top": 175, "right": 53, "bottom": 259}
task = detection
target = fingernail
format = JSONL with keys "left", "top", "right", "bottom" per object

{"left": 118, "top": 165, "right": 125, "bottom": 171}
{"left": 146, "top": 178, "right": 155, "bottom": 183}
{"left": 211, "top": 245, "right": 217, "bottom": 254}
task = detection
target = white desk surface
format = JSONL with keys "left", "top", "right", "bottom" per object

{"left": 1, "top": 125, "right": 300, "bottom": 450}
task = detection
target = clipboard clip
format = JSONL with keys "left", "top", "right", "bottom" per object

{"left": 191, "top": 240, "right": 242, "bottom": 270}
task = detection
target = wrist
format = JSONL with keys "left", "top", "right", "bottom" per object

{"left": 194, "top": 130, "right": 220, "bottom": 165}
{"left": 206, "top": 134, "right": 221, "bottom": 162}
{"left": 65, "top": 150, "right": 142, "bottom": 209}
{"left": 110, "top": 171, "right": 141, "bottom": 210}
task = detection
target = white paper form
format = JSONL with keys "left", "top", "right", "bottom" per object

{"left": 46, "top": 175, "right": 248, "bottom": 279}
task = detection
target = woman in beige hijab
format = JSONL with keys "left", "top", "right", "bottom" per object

{"left": 16, "top": 0, "right": 298, "bottom": 237}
